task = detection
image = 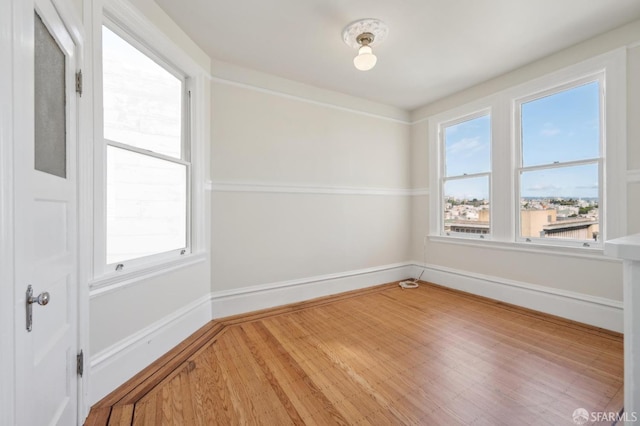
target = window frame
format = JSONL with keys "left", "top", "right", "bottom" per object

{"left": 102, "top": 20, "right": 192, "bottom": 268}
{"left": 428, "top": 49, "right": 627, "bottom": 253}
{"left": 90, "top": 2, "right": 209, "bottom": 285}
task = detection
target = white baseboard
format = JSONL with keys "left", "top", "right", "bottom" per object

{"left": 410, "top": 262, "right": 623, "bottom": 332}
{"left": 89, "top": 293, "right": 213, "bottom": 405}
{"left": 210, "top": 263, "right": 414, "bottom": 319}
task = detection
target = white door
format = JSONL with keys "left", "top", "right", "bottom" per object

{"left": 13, "top": 0, "right": 79, "bottom": 424}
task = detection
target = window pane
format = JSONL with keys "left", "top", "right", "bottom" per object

{"left": 520, "top": 164, "right": 598, "bottom": 241}
{"left": 102, "top": 26, "right": 182, "bottom": 158}
{"left": 521, "top": 82, "right": 600, "bottom": 167}
{"left": 107, "top": 146, "right": 187, "bottom": 264}
{"left": 443, "top": 176, "right": 490, "bottom": 235}
{"left": 34, "top": 12, "right": 66, "bottom": 178}
{"left": 444, "top": 114, "right": 490, "bottom": 177}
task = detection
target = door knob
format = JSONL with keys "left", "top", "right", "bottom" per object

{"left": 26, "top": 285, "right": 50, "bottom": 332}
{"left": 27, "top": 289, "right": 50, "bottom": 305}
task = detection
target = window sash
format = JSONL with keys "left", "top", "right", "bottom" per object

{"left": 516, "top": 160, "right": 601, "bottom": 245}
{"left": 515, "top": 78, "right": 603, "bottom": 165}
{"left": 102, "top": 20, "right": 189, "bottom": 161}
{"left": 105, "top": 145, "right": 191, "bottom": 268}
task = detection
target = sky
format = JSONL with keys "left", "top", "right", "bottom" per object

{"left": 444, "top": 81, "right": 600, "bottom": 201}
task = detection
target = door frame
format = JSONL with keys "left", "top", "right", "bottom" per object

{"left": 0, "top": 0, "right": 17, "bottom": 424}
{"left": 0, "top": 0, "right": 90, "bottom": 423}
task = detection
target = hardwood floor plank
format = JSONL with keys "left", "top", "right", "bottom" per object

{"left": 106, "top": 404, "right": 133, "bottom": 426}
{"left": 200, "top": 343, "right": 243, "bottom": 424}
{"left": 84, "top": 407, "right": 111, "bottom": 426}
{"left": 236, "top": 324, "right": 307, "bottom": 424}
{"left": 252, "top": 321, "right": 353, "bottom": 425}
{"left": 130, "top": 393, "right": 154, "bottom": 426}
{"left": 85, "top": 281, "right": 624, "bottom": 425}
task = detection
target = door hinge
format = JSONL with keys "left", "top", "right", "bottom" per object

{"left": 75, "top": 70, "right": 83, "bottom": 96}
{"left": 77, "top": 349, "right": 84, "bottom": 377}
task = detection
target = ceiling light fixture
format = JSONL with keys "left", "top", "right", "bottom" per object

{"left": 342, "top": 19, "right": 388, "bottom": 71}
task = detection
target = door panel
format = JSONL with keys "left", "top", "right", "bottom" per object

{"left": 14, "top": 0, "right": 78, "bottom": 424}
{"left": 32, "top": 199, "right": 69, "bottom": 258}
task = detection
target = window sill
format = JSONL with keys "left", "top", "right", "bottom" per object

{"left": 427, "top": 235, "right": 616, "bottom": 262}
{"left": 89, "top": 252, "right": 208, "bottom": 298}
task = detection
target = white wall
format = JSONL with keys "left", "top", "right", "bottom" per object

{"left": 410, "top": 20, "right": 640, "bottom": 306}
{"left": 89, "top": 261, "right": 210, "bottom": 354}
{"left": 626, "top": 37, "right": 640, "bottom": 238}
{"left": 209, "top": 73, "right": 412, "bottom": 296}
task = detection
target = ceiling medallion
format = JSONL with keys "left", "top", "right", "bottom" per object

{"left": 342, "top": 19, "right": 388, "bottom": 71}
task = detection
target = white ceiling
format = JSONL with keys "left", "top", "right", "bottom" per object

{"left": 154, "top": 0, "right": 640, "bottom": 111}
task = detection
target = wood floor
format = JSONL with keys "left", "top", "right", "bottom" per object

{"left": 85, "top": 281, "right": 624, "bottom": 425}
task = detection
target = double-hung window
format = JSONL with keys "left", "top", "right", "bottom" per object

{"left": 516, "top": 79, "right": 602, "bottom": 245}
{"left": 441, "top": 112, "right": 492, "bottom": 237}
{"left": 429, "top": 50, "right": 625, "bottom": 251}
{"left": 102, "top": 24, "right": 190, "bottom": 268}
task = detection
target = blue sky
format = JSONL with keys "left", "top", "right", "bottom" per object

{"left": 444, "top": 81, "right": 600, "bottom": 200}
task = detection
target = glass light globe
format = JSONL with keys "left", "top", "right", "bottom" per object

{"left": 353, "top": 45, "right": 377, "bottom": 71}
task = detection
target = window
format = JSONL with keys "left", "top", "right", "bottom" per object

{"left": 429, "top": 51, "right": 626, "bottom": 251}
{"left": 517, "top": 81, "right": 601, "bottom": 244}
{"left": 441, "top": 113, "right": 491, "bottom": 237}
{"left": 102, "top": 24, "right": 190, "bottom": 267}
